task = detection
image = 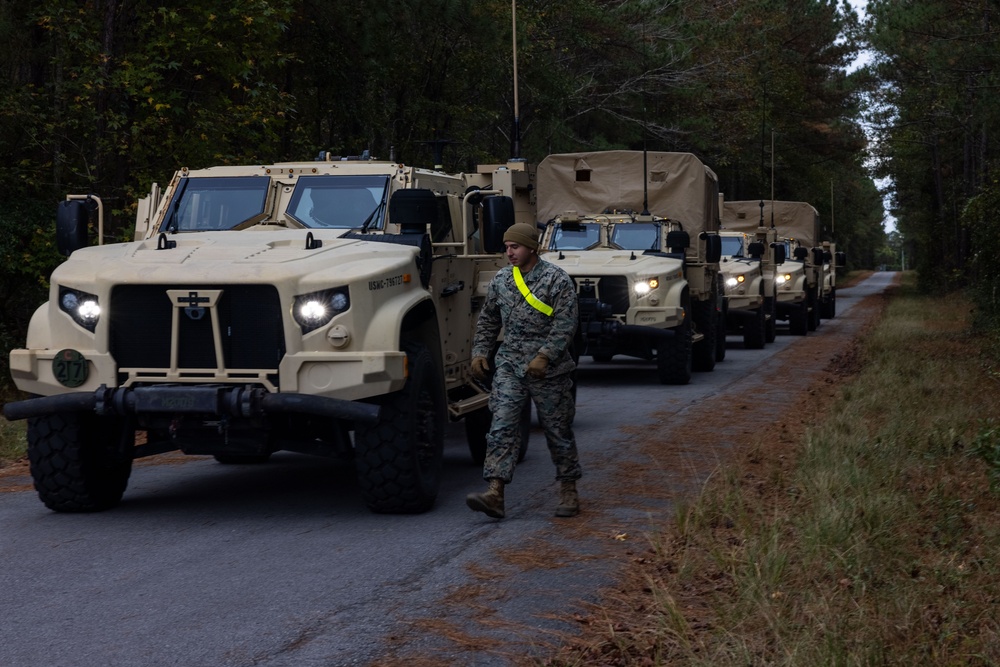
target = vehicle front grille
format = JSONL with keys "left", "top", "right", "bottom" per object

{"left": 109, "top": 285, "right": 285, "bottom": 372}
{"left": 574, "top": 276, "right": 630, "bottom": 316}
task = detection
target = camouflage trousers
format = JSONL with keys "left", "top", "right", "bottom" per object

{"left": 482, "top": 365, "right": 582, "bottom": 484}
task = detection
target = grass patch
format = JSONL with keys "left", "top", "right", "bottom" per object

{"left": 539, "top": 274, "right": 1000, "bottom": 666}
{"left": 0, "top": 416, "right": 26, "bottom": 467}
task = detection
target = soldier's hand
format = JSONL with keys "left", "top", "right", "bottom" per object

{"left": 527, "top": 354, "right": 548, "bottom": 379}
{"left": 471, "top": 356, "right": 490, "bottom": 380}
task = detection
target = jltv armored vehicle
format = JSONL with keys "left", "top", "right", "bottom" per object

{"left": 724, "top": 200, "right": 819, "bottom": 335}
{"left": 717, "top": 230, "right": 769, "bottom": 349}
{"left": 536, "top": 151, "right": 723, "bottom": 383}
{"left": 4, "top": 154, "right": 534, "bottom": 514}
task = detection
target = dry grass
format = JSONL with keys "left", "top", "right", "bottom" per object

{"left": 537, "top": 275, "right": 1000, "bottom": 666}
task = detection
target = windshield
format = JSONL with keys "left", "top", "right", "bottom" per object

{"left": 287, "top": 175, "right": 387, "bottom": 229}
{"left": 721, "top": 235, "right": 745, "bottom": 257}
{"left": 610, "top": 223, "right": 659, "bottom": 251}
{"left": 162, "top": 176, "right": 270, "bottom": 232}
{"left": 547, "top": 222, "right": 600, "bottom": 250}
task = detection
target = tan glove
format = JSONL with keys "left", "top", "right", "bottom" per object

{"left": 526, "top": 354, "right": 549, "bottom": 379}
{"left": 471, "top": 356, "right": 490, "bottom": 381}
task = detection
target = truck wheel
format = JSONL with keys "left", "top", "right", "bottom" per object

{"left": 465, "top": 402, "right": 530, "bottom": 466}
{"left": 821, "top": 288, "right": 837, "bottom": 318}
{"left": 27, "top": 412, "right": 134, "bottom": 512}
{"left": 764, "top": 295, "right": 777, "bottom": 343}
{"left": 807, "top": 287, "right": 820, "bottom": 331}
{"left": 691, "top": 297, "right": 717, "bottom": 372}
{"left": 354, "top": 342, "right": 446, "bottom": 513}
{"left": 743, "top": 303, "right": 767, "bottom": 349}
{"left": 789, "top": 300, "right": 809, "bottom": 336}
{"left": 657, "top": 295, "right": 692, "bottom": 385}
{"left": 715, "top": 301, "right": 728, "bottom": 362}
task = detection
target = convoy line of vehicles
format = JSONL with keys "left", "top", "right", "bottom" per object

{"left": 3, "top": 149, "right": 843, "bottom": 514}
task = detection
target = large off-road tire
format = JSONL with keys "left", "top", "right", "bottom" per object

{"left": 788, "top": 300, "right": 809, "bottom": 336}
{"left": 743, "top": 302, "right": 767, "bottom": 350}
{"left": 27, "top": 412, "right": 134, "bottom": 512}
{"left": 691, "top": 297, "right": 717, "bottom": 373}
{"left": 354, "top": 342, "right": 446, "bottom": 513}
{"left": 465, "top": 401, "right": 530, "bottom": 466}
{"left": 657, "top": 293, "right": 692, "bottom": 385}
{"left": 764, "top": 294, "right": 777, "bottom": 343}
{"left": 821, "top": 288, "right": 837, "bottom": 319}
{"left": 807, "top": 287, "right": 821, "bottom": 331}
{"left": 715, "top": 301, "right": 728, "bottom": 362}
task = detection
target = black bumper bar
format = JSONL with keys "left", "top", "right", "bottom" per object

{"left": 2, "top": 385, "right": 380, "bottom": 424}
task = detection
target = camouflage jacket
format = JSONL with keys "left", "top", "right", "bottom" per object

{"left": 472, "top": 259, "right": 578, "bottom": 377}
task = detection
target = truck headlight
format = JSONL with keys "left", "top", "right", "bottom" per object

{"left": 776, "top": 274, "right": 791, "bottom": 285}
{"left": 634, "top": 278, "right": 658, "bottom": 295}
{"left": 59, "top": 287, "right": 101, "bottom": 332}
{"left": 294, "top": 287, "right": 350, "bottom": 334}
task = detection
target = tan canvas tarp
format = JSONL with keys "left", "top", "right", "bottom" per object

{"left": 722, "top": 200, "right": 820, "bottom": 247}
{"left": 536, "top": 151, "right": 719, "bottom": 233}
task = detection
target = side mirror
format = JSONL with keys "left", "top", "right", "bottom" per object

{"left": 57, "top": 199, "right": 92, "bottom": 256}
{"left": 666, "top": 230, "right": 690, "bottom": 254}
{"left": 812, "top": 247, "right": 825, "bottom": 265}
{"left": 793, "top": 246, "right": 808, "bottom": 261}
{"left": 747, "top": 241, "right": 765, "bottom": 259}
{"left": 481, "top": 196, "right": 515, "bottom": 253}
{"left": 835, "top": 251, "right": 847, "bottom": 267}
{"left": 703, "top": 233, "right": 722, "bottom": 264}
{"left": 389, "top": 188, "right": 438, "bottom": 235}
{"left": 771, "top": 242, "right": 786, "bottom": 265}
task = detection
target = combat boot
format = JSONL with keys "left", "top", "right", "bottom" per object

{"left": 466, "top": 478, "right": 505, "bottom": 519}
{"left": 555, "top": 480, "right": 579, "bottom": 517}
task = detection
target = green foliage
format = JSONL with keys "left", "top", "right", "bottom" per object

{"left": 0, "top": 0, "right": 887, "bottom": 380}
{"left": 866, "top": 0, "right": 1000, "bottom": 294}
{"left": 971, "top": 420, "right": 1000, "bottom": 492}
{"left": 0, "top": 200, "right": 63, "bottom": 392}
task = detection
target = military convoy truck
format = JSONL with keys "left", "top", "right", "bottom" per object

{"left": 819, "top": 240, "right": 846, "bottom": 318}
{"left": 725, "top": 200, "right": 823, "bottom": 335}
{"left": 535, "top": 151, "right": 723, "bottom": 383}
{"left": 4, "top": 154, "right": 535, "bottom": 514}
{"left": 717, "top": 231, "right": 768, "bottom": 349}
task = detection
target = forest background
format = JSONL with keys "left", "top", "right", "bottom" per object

{"left": 0, "top": 0, "right": 996, "bottom": 390}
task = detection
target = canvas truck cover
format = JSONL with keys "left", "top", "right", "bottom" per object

{"left": 722, "top": 200, "right": 820, "bottom": 248}
{"left": 537, "top": 151, "right": 720, "bottom": 234}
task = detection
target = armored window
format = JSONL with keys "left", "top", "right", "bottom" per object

{"left": 610, "top": 223, "right": 659, "bottom": 251}
{"left": 720, "top": 235, "right": 745, "bottom": 257}
{"left": 161, "top": 177, "right": 269, "bottom": 232}
{"left": 548, "top": 222, "right": 600, "bottom": 250}
{"left": 287, "top": 175, "right": 388, "bottom": 229}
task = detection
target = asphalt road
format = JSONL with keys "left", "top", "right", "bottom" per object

{"left": 0, "top": 272, "right": 896, "bottom": 667}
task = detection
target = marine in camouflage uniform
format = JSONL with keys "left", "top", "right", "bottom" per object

{"left": 466, "top": 222, "right": 582, "bottom": 519}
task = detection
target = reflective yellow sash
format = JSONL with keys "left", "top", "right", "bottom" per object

{"left": 512, "top": 266, "right": 553, "bottom": 316}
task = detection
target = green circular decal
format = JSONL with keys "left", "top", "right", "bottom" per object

{"left": 53, "top": 349, "right": 89, "bottom": 388}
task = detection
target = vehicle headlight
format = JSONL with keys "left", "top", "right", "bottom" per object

{"left": 634, "top": 278, "right": 658, "bottom": 296}
{"left": 59, "top": 287, "right": 101, "bottom": 332}
{"left": 293, "top": 287, "right": 350, "bottom": 334}
{"left": 776, "top": 274, "right": 791, "bottom": 285}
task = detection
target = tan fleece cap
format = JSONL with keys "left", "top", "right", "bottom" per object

{"left": 502, "top": 222, "right": 539, "bottom": 250}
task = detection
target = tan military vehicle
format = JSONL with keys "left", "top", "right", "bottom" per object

{"left": 717, "top": 231, "right": 768, "bottom": 349}
{"left": 4, "top": 154, "right": 535, "bottom": 514}
{"left": 536, "top": 151, "right": 723, "bottom": 383}
{"left": 726, "top": 200, "right": 823, "bottom": 335}
{"left": 819, "top": 240, "right": 847, "bottom": 318}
